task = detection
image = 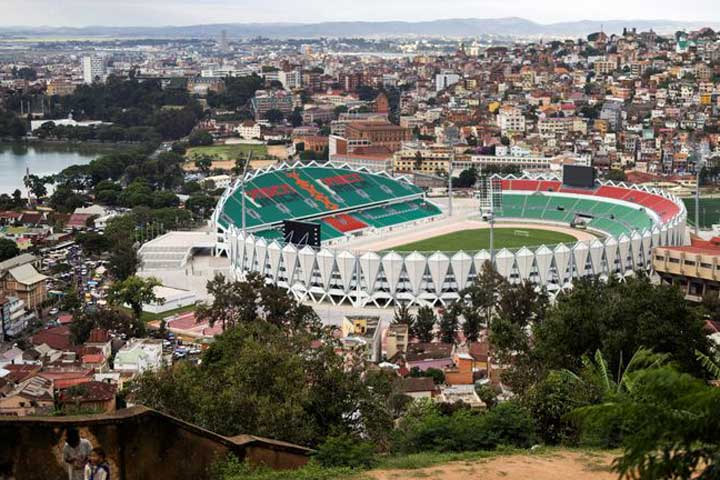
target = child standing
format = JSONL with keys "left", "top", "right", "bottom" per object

{"left": 84, "top": 448, "right": 110, "bottom": 480}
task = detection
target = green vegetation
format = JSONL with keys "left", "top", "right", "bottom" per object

{"left": 186, "top": 143, "right": 268, "bottom": 162}
{"left": 11, "top": 74, "right": 203, "bottom": 142}
{"left": 681, "top": 196, "right": 720, "bottom": 228}
{"left": 129, "top": 264, "right": 719, "bottom": 479}
{"left": 0, "top": 237, "right": 20, "bottom": 261}
{"left": 391, "top": 228, "right": 578, "bottom": 252}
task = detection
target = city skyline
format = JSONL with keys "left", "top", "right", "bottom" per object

{"left": 3, "top": 0, "right": 720, "bottom": 28}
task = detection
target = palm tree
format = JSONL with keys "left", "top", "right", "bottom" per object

{"left": 566, "top": 348, "right": 669, "bottom": 398}
{"left": 696, "top": 347, "right": 720, "bottom": 380}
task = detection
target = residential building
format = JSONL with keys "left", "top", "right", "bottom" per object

{"left": 496, "top": 105, "right": 526, "bottom": 135}
{"left": 0, "top": 296, "right": 34, "bottom": 340}
{"left": 82, "top": 55, "right": 106, "bottom": 84}
{"left": 58, "top": 381, "right": 117, "bottom": 414}
{"left": 278, "top": 70, "right": 302, "bottom": 90}
{"left": 436, "top": 71, "right": 460, "bottom": 92}
{"left": 114, "top": 339, "right": 164, "bottom": 374}
{"left": 46, "top": 79, "right": 76, "bottom": 96}
{"left": 345, "top": 121, "right": 411, "bottom": 153}
{"left": 653, "top": 239, "right": 720, "bottom": 301}
{"left": 235, "top": 121, "right": 261, "bottom": 139}
{"left": 0, "top": 375, "right": 54, "bottom": 416}
{"left": 251, "top": 90, "right": 294, "bottom": 120}
{"left": 0, "top": 263, "right": 47, "bottom": 309}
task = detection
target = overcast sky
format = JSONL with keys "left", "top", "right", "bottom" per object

{"left": 2, "top": 0, "right": 720, "bottom": 27}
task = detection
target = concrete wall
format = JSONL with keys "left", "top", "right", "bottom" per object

{"left": 0, "top": 406, "right": 310, "bottom": 480}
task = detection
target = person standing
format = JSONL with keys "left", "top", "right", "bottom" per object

{"left": 84, "top": 448, "right": 110, "bottom": 480}
{"left": 62, "top": 427, "right": 92, "bottom": 480}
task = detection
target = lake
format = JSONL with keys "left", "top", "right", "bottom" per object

{"left": 0, "top": 143, "right": 108, "bottom": 195}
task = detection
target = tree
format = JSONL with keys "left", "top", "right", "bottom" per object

{"left": 75, "top": 231, "right": 111, "bottom": 256}
{"left": 193, "top": 154, "right": 213, "bottom": 175}
{"left": 533, "top": 276, "right": 710, "bottom": 378}
{"left": 606, "top": 169, "right": 627, "bottom": 182}
{"left": 412, "top": 306, "right": 436, "bottom": 342}
{"left": 188, "top": 130, "right": 213, "bottom": 147}
{"left": 392, "top": 303, "right": 414, "bottom": 326}
{"left": 576, "top": 366, "right": 720, "bottom": 479}
{"left": 108, "top": 241, "right": 139, "bottom": 281}
{"left": 409, "top": 366, "right": 445, "bottom": 385}
{"left": 265, "top": 109, "right": 284, "bottom": 123}
{"left": 105, "top": 215, "right": 140, "bottom": 280}
{"left": 438, "top": 306, "right": 460, "bottom": 344}
{"left": 60, "top": 287, "right": 83, "bottom": 313}
{"left": 129, "top": 287, "right": 393, "bottom": 447}
{"left": 24, "top": 174, "right": 48, "bottom": 200}
{"left": 0, "top": 238, "right": 19, "bottom": 262}
{"left": 108, "top": 276, "right": 163, "bottom": 321}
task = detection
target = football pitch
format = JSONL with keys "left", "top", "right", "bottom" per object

{"left": 390, "top": 228, "right": 579, "bottom": 252}
{"left": 681, "top": 197, "right": 720, "bottom": 228}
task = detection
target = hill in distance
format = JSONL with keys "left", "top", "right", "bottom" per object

{"left": 1, "top": 17, "right": 718, "bottom": 39}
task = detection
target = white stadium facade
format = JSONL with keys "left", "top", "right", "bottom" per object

{"left": 211, "top": 161, "right": 687, "bottom": 308}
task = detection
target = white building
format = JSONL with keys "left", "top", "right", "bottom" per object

{"left": 235, "top": 121, "right": 261, "bottom": 140}
{"left": 497, "top": 106, "right": 526, "bottom": 135}
{"left": 435, "top": 71, "right": 460, "bottom": 92}
{"left": 201, "top": 174, "right": 232, "bottom": 190}
{"left": 278, "top": 70, "right": 302, "bottom": 90}
{"left": 1, "top": 296, "right": 34, "bottom": 339}
{"left": 113, "top": 339, "right": 164, "bottom": 374}
{"left": 82, "top": 56, "right": 107, "bottom": 84}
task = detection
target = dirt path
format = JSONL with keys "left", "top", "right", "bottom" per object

{"left": 367, "top": 451, "right": 617, "bottom": 480}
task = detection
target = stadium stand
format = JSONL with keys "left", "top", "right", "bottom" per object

{"left": 214, "top": 164, "right": 442, "bottom": 244}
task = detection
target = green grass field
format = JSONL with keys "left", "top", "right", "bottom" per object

{"left": 391, "top": 228, "right": 579, "bottom": 252}
{"left": 186, "top": 144, "right": 268, "bottom": 161}
{"left": 681, "top": 197, "right": 720, "bottom": 228}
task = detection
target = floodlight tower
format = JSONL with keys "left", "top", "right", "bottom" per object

{"left": 240, "top": 151, "right": 253, "bottom": 237}
{"left": 694, "top": 141, "right": 709, "bottom": 236}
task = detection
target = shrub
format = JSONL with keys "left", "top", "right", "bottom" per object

{"left": 313, "top": 434, "right": 376, "bottom": 469}
{"left": 523, "top": 371, "right": 594, "bottom": 445}
{"left": 482, "top": 401, "right": 536, "bottom": 448}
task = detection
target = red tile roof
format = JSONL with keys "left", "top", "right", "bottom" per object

{"left": 59, "top": 381, "right": 116, "bottom": 403}
{"left": 87, "top": 328, "right": 109, "bottom": 343}
{"left": 31, "top": 325, "right": 72, "bottom": 351}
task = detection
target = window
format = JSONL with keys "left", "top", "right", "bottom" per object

{"left": 684, "top": 260, "right": 696, "bottom": 266}
{"left": 701, "top": 263, "right": 712, "bottom": 269}
{"left": 669, "top": 258, "right": 680, "bottom": 263}
{"left": 655, "top": 255, "right": 664, "bottom": 261}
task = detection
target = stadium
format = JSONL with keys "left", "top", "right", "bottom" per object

{"left": 211, "top": 161, "right": 688, "bottom": 308}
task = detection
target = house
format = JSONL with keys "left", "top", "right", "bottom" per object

{"left": 31, "top": 325, "right": 72, "bottom": 352}
{"left": 114, "top": 339, "right": 164, "bottom": 374}
{"left": 403, "top": 343, "right": 455, "bottom": 371}
{"left": 396, "top": 377, "right": 438, "bottom": 399}
{"left": 0, "top": 347, "right": 25, "bottom": 368}
{"left": 0, "top": 295, "right": 35, "bottom": 340}
{"left": 384, "top": 323, "right": 409, "bottom": 359}
{"left": 0, "top": 375, "right": 54, "bottom": 416}
{"left": 66, "top": 213, "right": 94, "bottom": 230}
{"left": 85, "top": 328, "right": 112, "bottom": 359}
{"left": 444, "top": 353, "right": 475, "bottom": 385}
{"left": 437, "top": 384, "right": 486, "bottom": 409}
{"left": 0, "top": 253, "right": 39, "bottom": 275}
{"left": 58, "top": 381, "right": 117, "bottom": 413}
{"left": 0, "top": 263, "right": 48, "bottom": 309}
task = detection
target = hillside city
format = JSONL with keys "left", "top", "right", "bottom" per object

{"left": 0, "top": 19, "right": 719, "bottom": 480}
